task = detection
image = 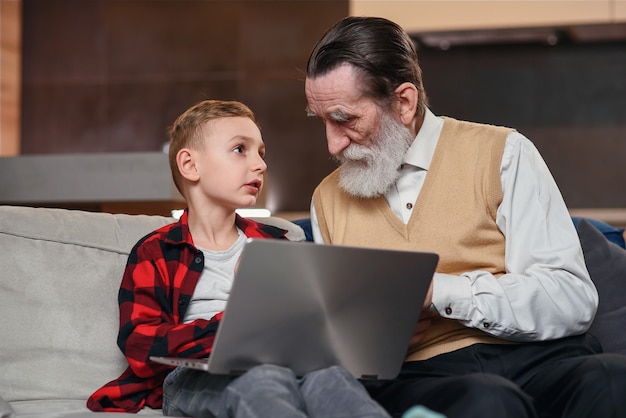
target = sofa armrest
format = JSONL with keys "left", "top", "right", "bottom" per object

{"left": 248, "top": 216, "right": 306, "bottom": 242}
{"left": 576, "top": 219, "right": 626, "bottom": 355}
{"left": 0, "top": 397, "right": 15, "bottom": 418}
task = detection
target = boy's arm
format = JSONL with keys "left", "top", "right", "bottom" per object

{"left": 116, "top": 240, "right": 218, "bottom": 378}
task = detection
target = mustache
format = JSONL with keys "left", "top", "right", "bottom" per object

{"left": 333, "top": 143, "right": 376, "bottom": 165}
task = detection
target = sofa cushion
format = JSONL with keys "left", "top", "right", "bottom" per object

{"left": 572, "top": 216, "right": 625, "bottom": 249}
{"left": 0, "top": 206, "right": 175, "bottom": 403}
{"left": 0, "top": 396, "right": 14, "bottom": 418}
{"left": 577, "top": 218, "right": 626, "bottom": 355}
{"left": 8, "top": 399, "right": 163, "bottom": 418}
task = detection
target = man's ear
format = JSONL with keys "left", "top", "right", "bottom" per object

{"left": 176, "top": 148, "right": 200, "bottom": 182}
{"left": 394, "top": 82, "right": 419, "bottom": 126}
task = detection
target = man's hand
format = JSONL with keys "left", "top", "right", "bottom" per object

{"left": 423, "top": 279, "right": 433, "bottom": 309}
{"left": 410, "top": 309, "right": 438, "bottom": 346}
{"left": 409, "top": 280, "right": 436, "bottom": 347}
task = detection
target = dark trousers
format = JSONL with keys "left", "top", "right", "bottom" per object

{"left": 363, "top": 334, "right": 626, "bottom": 418}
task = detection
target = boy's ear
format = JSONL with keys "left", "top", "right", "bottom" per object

{"left": 394, "top": 82, "right": 418, "bottom": 126}
{"left": 176, "top": 148, "right": 200, "bottom": 182}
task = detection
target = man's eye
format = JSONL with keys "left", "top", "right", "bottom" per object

{"left": 330, "top": 112, "right": 352, "bottom": 124}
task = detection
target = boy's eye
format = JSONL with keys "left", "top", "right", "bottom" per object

{"left": 234, "top": 145, "right": 244, "bottom": 154}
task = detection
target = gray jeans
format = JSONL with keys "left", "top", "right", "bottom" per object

{"left": 162, "top": 363, "right": 390, "bottom": 418}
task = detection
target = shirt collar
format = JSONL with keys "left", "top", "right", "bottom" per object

{"left": 236, "top": 214, "right": 288, "bottom": 239}
{"left": 163, "top": 209, "right": 287, "bottom": 247}
{"left": 403, "top": 108, "right": 444, "bottom": 171}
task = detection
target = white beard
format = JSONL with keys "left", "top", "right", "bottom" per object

{"left": 335, "top": 111, "right": 415, "bottom": 198}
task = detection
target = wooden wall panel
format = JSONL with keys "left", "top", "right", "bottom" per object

{"left": 417, "top": 40, "right": 626, "bottom": 208}
{"left": 20, "top": 0, "right": 348, "bottom": 212}
{"left": 0, "top": 0, "right": 21, "bottom": 156}
{"left": 237, "top": 3, "right": 343, "bottom": 212}
{"left": 18, "top": 1, "right": 625, "bottom": 213}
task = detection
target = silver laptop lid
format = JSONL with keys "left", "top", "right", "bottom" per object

{"left": 200, "top": 238, "right": 438, "bottom": 379}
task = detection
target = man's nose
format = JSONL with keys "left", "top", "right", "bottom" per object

{"left": 326, "top": 124, "right": 350, "bottom": 156}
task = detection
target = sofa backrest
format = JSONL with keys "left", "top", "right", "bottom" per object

{"left": 0, "top": 206, "right": 304, "bottom": 403}
{"left": 0, "top": 206, "right": 174, "bottom": 402}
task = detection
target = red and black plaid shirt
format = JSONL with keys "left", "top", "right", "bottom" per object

{"left": 87, "top": 211, "right": 287, "bottom": 412}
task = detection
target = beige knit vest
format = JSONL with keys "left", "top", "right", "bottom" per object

{"left": 313, "top": 117, "right": 516, "bottom": 360}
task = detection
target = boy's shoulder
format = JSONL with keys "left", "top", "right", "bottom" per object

{"left": 236, "top": 215, "right": 289, "bottom": 240}
{"left": 132, "top": 219, "right": 189, "bottom": 251}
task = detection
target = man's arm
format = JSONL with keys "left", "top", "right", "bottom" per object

{"left": 431, "top": 133, "right": 598, "bottom": 341}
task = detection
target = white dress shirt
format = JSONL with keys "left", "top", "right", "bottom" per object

{"left": 311, "top": 109, "right": 597, "bottom": 342}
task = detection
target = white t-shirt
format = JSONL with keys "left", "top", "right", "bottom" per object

{"left": 183, "top": 228, "right": 246, "bottom": 323}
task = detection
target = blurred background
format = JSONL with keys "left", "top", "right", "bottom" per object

{"left": 1, "top": 0, "right": 625, "bottom": 223}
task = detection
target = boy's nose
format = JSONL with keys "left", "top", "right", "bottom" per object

{"left": 255, "top": 155, "right": 267, "bottom": 171}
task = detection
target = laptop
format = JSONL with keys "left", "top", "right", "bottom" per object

{"left": 151, "top": 238, "right": 438, "bottom": 380}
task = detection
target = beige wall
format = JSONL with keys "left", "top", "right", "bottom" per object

{"left": 0, "top": 0, "right": 21, "bottom": 156}
{"left": 350, "top": 1, "right": 624, "bottom": 33}
{"left": 616, "top": 0, "right": 626, "bottom": 21}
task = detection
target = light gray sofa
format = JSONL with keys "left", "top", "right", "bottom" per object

{"left": 0, "top": 205, "right": 304, "bottom": 418}
{"left": 1, "top": 205, "right": 625, "bottom": 418}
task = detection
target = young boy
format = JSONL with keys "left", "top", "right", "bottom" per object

{"left": 87, "top": 100, "right": 390, "bottom": 418}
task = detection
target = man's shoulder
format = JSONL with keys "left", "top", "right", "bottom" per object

{"left": 316, "top": 167, "right": 341, "bottom": 189}
{"left": 440, "top": 115, "right": 515, "bottom": 137}
{"left": 313, "top": 168, "right": 343, "bottom": 203}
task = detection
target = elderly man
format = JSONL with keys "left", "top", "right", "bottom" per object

{"left": 304, "top": 16, "right": 626, "bottom": 418}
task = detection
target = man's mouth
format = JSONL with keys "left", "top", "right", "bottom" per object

{"left": 339, "top": 155, "right": 370, "bottom": 167}
{"left": 337, "top": 145, "right": 373, "bottom": 166}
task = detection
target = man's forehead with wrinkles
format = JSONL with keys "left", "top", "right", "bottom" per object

{"left": 304, "top": 64, "right": 369, "bottom": 120}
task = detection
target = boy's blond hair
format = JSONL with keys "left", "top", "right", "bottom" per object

{"left": 167, "top": 100, "right": 259, "bottom": 196}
